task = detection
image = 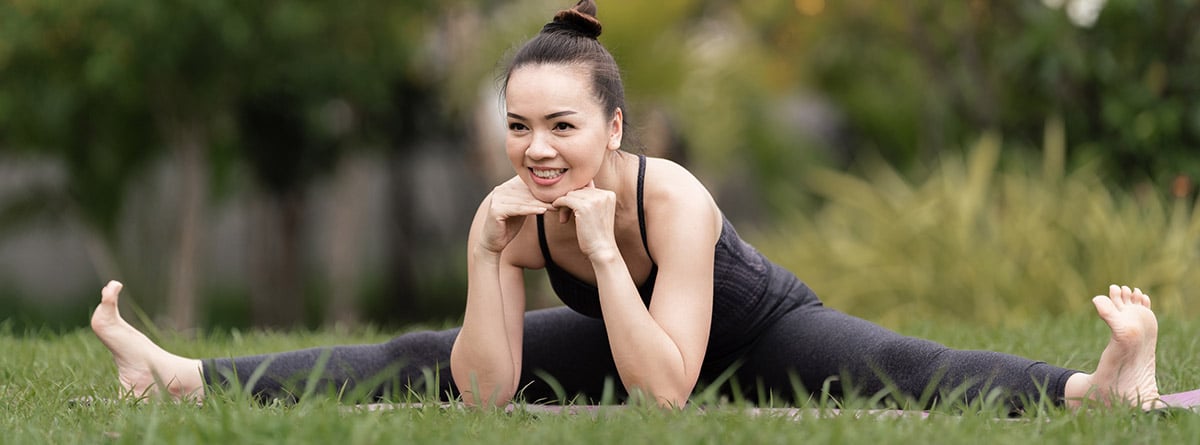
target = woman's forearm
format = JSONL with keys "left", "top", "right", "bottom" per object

{"left": 591, "top": 252, "right": 696, "bottom": 406}
{"left": 450, "top": 248, "right": 519, "bottom": 406}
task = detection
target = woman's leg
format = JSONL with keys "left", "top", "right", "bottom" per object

{"left": 735, "top": 284, "right": 1159, "bottom": 410}
{"left": 201, "top": 328, "right": 458, "bottom": 402}
{"left": 93, "top": 280, "right": 622, "bottom": 403}
{"left": 736, "top": 302, "right": 1077, "bottom": 409}
{"left": 200, "top": 306, "right": 619, "bottom": 403}
{"left": 90, "top": 279, "right": 431, "bottom": 402}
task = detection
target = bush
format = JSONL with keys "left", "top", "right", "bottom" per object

{"left": 756, "top": 132, "right": 1200, "bottom": 328}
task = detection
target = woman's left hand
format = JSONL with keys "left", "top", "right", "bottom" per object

{"left": 552, "top": 181, "right": 619, "bottom": 261}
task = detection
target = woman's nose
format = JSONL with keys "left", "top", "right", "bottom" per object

{"left": 525, "top": 132, "right": 556, "bottom": 159}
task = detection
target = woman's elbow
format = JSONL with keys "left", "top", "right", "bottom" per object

{"left": 450, "top": 363, "right": 515, "bottom": 407}
{"left": 632, "top": 381, "right": 692, "bottom": 408}
{"left": 655, "top": 391, "right": 690, "bottom": 409}
{"left": 463, "top": 384, "right": 517, "bottom": 407}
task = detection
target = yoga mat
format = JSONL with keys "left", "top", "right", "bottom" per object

{"left": 1161, "top": 388, "right": 1200, "bottom": 408}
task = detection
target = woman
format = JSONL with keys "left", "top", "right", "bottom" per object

{"left": 91, "top": 0, "right": 1161, "bottom": 410}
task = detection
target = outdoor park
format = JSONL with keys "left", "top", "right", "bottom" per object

{"left": 2, "top": 0, "right": 1199, "bottom": 443}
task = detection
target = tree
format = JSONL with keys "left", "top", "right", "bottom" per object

{"left": 743, "top": 0, "right": 1200, "bottom": 189}
{"left": 0, "top": 0, "right": 230, "bottom": 329}
{"left": 0, "top": 0, "right": 458, "bottom": 329}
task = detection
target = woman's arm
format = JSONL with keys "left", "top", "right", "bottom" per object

{"left": 450, "top": 178, "right": 548, "bottom": 406}
{"left": 554, "top": 163, "right": 719, "bottom": 407}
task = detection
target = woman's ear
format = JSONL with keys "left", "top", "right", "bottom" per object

{"left": 608, "top": 108, "right": 623, "bottom": 151}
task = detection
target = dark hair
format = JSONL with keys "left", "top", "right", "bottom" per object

{"left": 502, "top": 0, "right": 626, "bottom": 123}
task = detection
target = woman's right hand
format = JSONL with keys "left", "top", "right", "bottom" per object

{"left": 479, "top": 176, "right": 554, "bottom": 255}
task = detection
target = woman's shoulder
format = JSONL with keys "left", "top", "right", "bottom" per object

{"left": 641, "top": 155, "right": 722, "bottom": 233}
{"left": 642, "top": 156, "right": 712, "bottom": 202}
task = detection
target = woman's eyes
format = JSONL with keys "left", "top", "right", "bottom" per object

{"left": 507, "top": 122, "right": 575, "bottom": 132}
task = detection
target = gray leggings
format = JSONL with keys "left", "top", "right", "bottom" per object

{"left": 203, "top": 303, "right": 1078, "bottom": 409}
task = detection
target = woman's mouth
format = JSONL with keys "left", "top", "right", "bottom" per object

{"left": 529, "top": 167, "right": 567, "bottom": 185}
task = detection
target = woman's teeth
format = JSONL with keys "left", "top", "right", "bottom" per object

{"left": 532, "top": 168, "right": 567, "bottom": 179}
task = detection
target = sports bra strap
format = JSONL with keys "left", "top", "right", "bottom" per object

{"left": 536, "top": 213, "right": 553, "bottom": 263}
{"left": 636, "top": 154, "right": 654, "bottom": 262}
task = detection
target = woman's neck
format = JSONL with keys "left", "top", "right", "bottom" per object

{"left": 594, "top": 151, "right": 635, "bottom": 214}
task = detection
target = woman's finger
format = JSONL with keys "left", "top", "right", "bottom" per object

{"left": 493, "top": 203, "right": 550, "bottom": 219}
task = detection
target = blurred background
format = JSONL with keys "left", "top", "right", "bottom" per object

{"left": 0, "top": 0, "right": 1197, "bottom": 334}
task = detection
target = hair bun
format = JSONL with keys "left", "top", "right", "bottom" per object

{"left": 542, "top": 0, "right": 602, "bottom": 39}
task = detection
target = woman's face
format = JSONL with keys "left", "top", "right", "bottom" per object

{"left": 505, "top": 63, "right": 622, "bottom": 203}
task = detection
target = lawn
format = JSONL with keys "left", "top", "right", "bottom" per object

{"left": 3, "top": 310, "right": 1198, "bottom": 445}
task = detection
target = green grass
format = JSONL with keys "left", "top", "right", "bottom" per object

{"left": 2, "top": 313, "right": 1198, "bottom": 445}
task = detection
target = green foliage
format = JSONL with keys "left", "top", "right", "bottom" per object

{"left": 756, "top": 133, "right": 1200, "bottom": 328}
{"left": 0, "top": 0, "right": 160, "bottom": 240}
{"left": 783, "top": 0, "right": 1200, "bottom": 185}
{"left": 0, "top": 0, "right": 439, "bottom": 203}
{"left": 0, "top": 0, "right": 458, "bottom": 327}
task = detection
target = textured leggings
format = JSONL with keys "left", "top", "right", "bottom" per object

{"left": 202, "top": 301, "right": 1079, "bottom": 409}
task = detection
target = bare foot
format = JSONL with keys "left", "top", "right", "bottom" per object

{"left": 90, "top": 280, "right": 205, "bottom": 401}
{"left": 1065, "top": 284, "right": 1161, "bottom": 409}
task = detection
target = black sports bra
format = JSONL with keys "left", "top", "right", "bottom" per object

{"left": 535, "top": 154, "right": 658, "bottom": 318}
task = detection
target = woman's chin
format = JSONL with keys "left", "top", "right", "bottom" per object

{"left": 520, "top": 175, "right": 585, "bottom": 203}
{"left": 523, "top": 181, "right": 569, "bottom": 203}
{"left": 531, "top": 190, "right": 565, "bottom": 204}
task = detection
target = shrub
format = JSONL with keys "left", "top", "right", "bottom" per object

{"left": 757, "top": 133, "right": 1200, "bottom": 328}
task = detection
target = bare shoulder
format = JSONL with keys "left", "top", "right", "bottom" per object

{"left": 641, "top": 157, "right": 713, "bottom": 202}
{"left": 640, "top": 157, "right": 722, "bottom": 245}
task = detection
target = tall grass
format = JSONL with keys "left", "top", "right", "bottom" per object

{"left": 757, "top": 131, "right": 1200, "bottom": 329}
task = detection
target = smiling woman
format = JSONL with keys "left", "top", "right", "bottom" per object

{"left": 92, "top": 0, "right": 1170, "bottom": 412}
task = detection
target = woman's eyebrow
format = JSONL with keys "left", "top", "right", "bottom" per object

{"left": 506, "top": 110, "right": 578, "bottom": 120}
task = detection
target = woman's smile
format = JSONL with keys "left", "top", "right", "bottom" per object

{"left": 529, "top": 167, "right": 568, "bottom": 185}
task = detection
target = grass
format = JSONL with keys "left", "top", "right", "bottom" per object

{"left": 2, "top": 312, "right": 1198, "bottom": 445}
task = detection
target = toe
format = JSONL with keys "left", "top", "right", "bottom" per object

{"left": 101, "top": 281, "right": 123, "bottom": 305}
{"left": 1134, "top": 288, "right": 1152, "bottom": 308}
{"left": 1092, "top": 295, "right": 1117, "bottom": 323}
{"left": 1109, "top": 285, "right": 1124, "bottom": 308}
